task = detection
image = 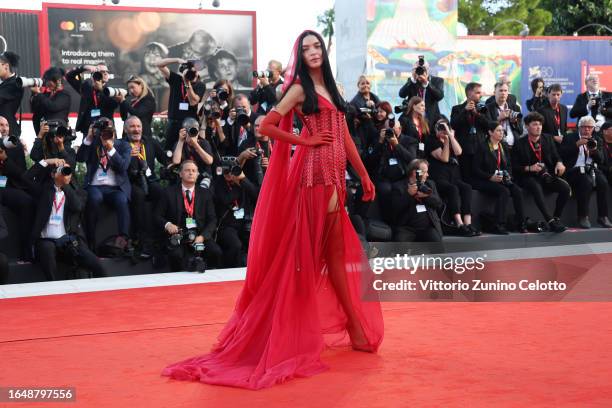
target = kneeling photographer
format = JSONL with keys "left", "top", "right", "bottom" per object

{"left": 391, "top": 159, "right": 443, "bottom": 242}
{"left": 124, "top": 116, "right": 168, "bottom": 254}
{"left": 30, "top": 67, "right": 71, "bottom": 135}
{"left": 212, "top": 157, "right": 259, "bottom": 268}
{"left": 30, "top": 119, "right": 76, "bottom": 170}
{"left": 155, "top": 160, "right": 221, "bottom": 272}
{"left": 472, "top": 121, "right": 529, "bottom": 234}
{"left": 560, "top": 116, "right": 611, "bottom": 228}
{"left": 172, "top": 117, "right": 214, "bottom": 186}
{"left": 26, "top": 159, "right": 105, "bottom": 281}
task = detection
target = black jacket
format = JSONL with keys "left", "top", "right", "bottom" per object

{"left": 212, "top": 176, "right": 259, "bottom": 230}
{"left": 569, "top": 91, "right": 612, "bottom": 122}
{"left": 485, "top": 100, "right": 523, "bottom": 145}
{"left": 65, "top": 67, "right": 118, "bottom": 134}
{"left": 398, "top": 76, "right": 444, "bottom": 127}
{"left": 526, "top": 95, "right": 548, "bottom": 112}
{"left": 25, "top": 162, "right": 84, "bottom": 240}
{"left": 450, "top": 101, "right": 490, "bottom": 155}
{"left": 30, "top": 138, "right": 77, "bottom": 169}
{"left": 538, "top": 104, "right": 568, "bottom": 141}
{"left": 472, "top": 141, "right": 513, "bottom": 181}
{"left": 155, "top": 184, "right": 217, "bottom": 241}
{"left": 248, "top": 78, "right": 283, "bottom": 114}
{"left": 511, "top": 134, "right": 561, "bottom": 179}
{"left": 30, "top": 90, "right": 71, "bottom": 135}
{"left": 119, "top": 94, "right": 156, "bottom": 138}
{"left": 349, "top": 92, "right": 381, "bottom": 111}
{"left": 391, "top": 178, "right": 443, "bottom": 236}
{"left": 559, "top": 132, "right": 604, "bottom": 170}
{"left": 126, "top": 136, "right": 169, "bottom": 181}
{"left": 0, "top": 75, "right": 24, "bottom": 136}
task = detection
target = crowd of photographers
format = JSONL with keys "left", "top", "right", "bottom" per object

{"left": 0, "top": 49, "right": 611, "bottom": 283}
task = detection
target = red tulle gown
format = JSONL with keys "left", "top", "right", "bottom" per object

{"left": 162, "top": 94, "right": 384, "bottom": 389}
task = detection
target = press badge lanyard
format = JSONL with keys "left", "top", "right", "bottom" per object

{"left": 529, "top": 140, "right": 542, "bottom": 163}
{"left": 180, "top": 83, "right": 188, "bottom": 102}
{"left": 553, "top": 105, "right": 561, "bottom": 130}
{"left": 97, "top": 147, "right": 109, "bottom": 171}
{"left": 53, "top": 192, "right": 65, "bottom": 215}
{"left": 489, "top": 142, "right": 502, "bottom": 170}
{"left": 183, "top": 189, "right": 195, "bottom": 218}
{"left": 92, "top": 90, "right": 99, "bottom": 108}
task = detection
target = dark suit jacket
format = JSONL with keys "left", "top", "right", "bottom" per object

{"left": 526, "top": 96, "right": 548, "bottom": 112}
{"left": 76, "top": 137, "right": 132, "bottom": 197}
{"left": 450, "top": 101, "right": 490, "bottom": 155}
{"left": 472, "top": 141, "right": 513, "bottom": 181}
{"left": 25, "top": 162, "right": 84, "bottom": 240}
{"left": 0, "top": 152, "right": 28, "bottom": 190}
{"left": 155, "top": 184, "right": 217, "bottom": 241}
{"left": 391, "top": 178, "right": 443, "bottom": 237}
{"left": 119, "top": 94, "right": 156, "bottom": 138}
{"left": 30, "top": 139, "right": 77, "bottom": 169}
{"left": 485, "top": 100, "right": 523, "bottom": 143}
{"left": 569, "top": 91, "right": 612, "bottom": 122}
{"left": 511, "top": 133, "right": 561, "bottom": 179}
{"left": 559, "top": 132, "right": 604, "bottom": 169}
{"left": 398, "top": 76, "right": 444, "bottom": 127}
{"left": 0, "top": 75, "right": 24, "bottom": 136}
{"left": 65, "top": 67, "right": 118, "bottom": 134}
{"left": 538, "top": 104, "right": 568, "bottom": 140}
{"left": 248, "top": 78, "right": 283, "bottom": 114}
{"left": 30, "top": 90, "right": 71, "bottom": 135}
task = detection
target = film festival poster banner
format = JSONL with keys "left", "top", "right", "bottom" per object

{"left": 521, "top": 38, "right": 612, "bottom": 124}
{"left": 0, "top": 10, "right": 41, "bottom": 114}
{"left": 42, "top": 4, "right": 256, "bottom": 112}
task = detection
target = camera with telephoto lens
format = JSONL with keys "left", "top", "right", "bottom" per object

{"left": 103, "top": 87, "right": 127, "bottom": 98}
{"left": 394, "top": 99, "right": 409, "bottom": 114}
{"left": 128, "top": 159, "right": 149, "bottom": 196}
{"left": 536, "top": 162, "right": 555, "bottom": 184}
{"left": 495, "top": 169, "right": 513, "bottom": 186}
{"left": 56, "top": 165, "right": 73, "bottom": 176}
{"left": 415, "top": 55, "right": 426, "bottom": 76}
{"left": 252, "top": 70, "right": 273, "bottom": 79}
{"left": 187, "top": 242, "right": 207, "bottom": 273}
{"left": 16, "top": 77, "right": 43, "bottom": 88}
{"left": 586, "top": 138, "right": 597, "bottom": 150}
{"left": 214, "top": 88, "right": 229, "bottom": 101}
{"left": 45, "top": 119, "right": 74, "bottom": 142}
{"left": 509, "top": 111, "right": 523, "bottom": 120}
{"left": 235, "top": 107, "right": 250, "bottom": 127}
{"left": 415, "top": 169, "right": 432, "bottom": 194}
{"left": 92, "top": 117, "right": 114, "bottom": 140}
{"left": 159, "top": 163, "right": 180, "bottom": 183}
{"left": 168, "top": 228, "right": 198, "bottom": 249}
{"left": 182, "top": 117, "right": 200, "bottom": 138}
{"left": 179, "top": 60, "right": 199, "bottom": 82}
{"left": 476, "top": 102, "right": 488, "bottom": 114}
{"left": 219, "top": 156, "right": 242, "bottom": 176}
{"left": 384, "top": 113, "right": 396, "bottom": 139}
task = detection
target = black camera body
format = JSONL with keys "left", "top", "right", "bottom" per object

{"left": 159, "top": 164, "right": 180, "bottom": 184}
{"left": 203, "top": 102, "right": 221, "bottom": 120}
{"left": 219, "top": 156, "right": 242, "bottom": 176}
{"left": 384, "top": 114, "right": 396, "bottom": 139}
{"left": 495, "top": 169, "right": 513, "bottom": 186}
{"left": 215, "top": 88, "right": 229, "bottom": 101}
{"left": 415, "top": 55, "right": 426, "bottom": 76}
{"left": 56, "top": 234, "right": 80, "bottom": 259}
{"left": 234, "top": 107, "right": 250, "bottom": 127}
{"left": 128, "top": 159, "right": 150, "bottom": 195}
{"left": 536, "top": 162, "right": 555, "bottom": 184}
{"left": 179, "top": 60, "right": 198, "bottom": 82}
{"left": 586, "top": 138, "right": 598, "bottom": 150}
{"left": 168, "top": 228, "right": 198, "bottom": 249}
{"left": 394, "top": 100, "right": 409, "bottom": 114}
{"left": 252, "top": 70, "right": 273, "bottom": 79}
{"left": 415, "top": 169, "right": 432, "bottom": 194}
{"left": 92, "top": 118, "right": 113, "bottom": 140}
{"left": 476, "top": 102, "right": 488, "bottom": 114}
{"left": 45, "top": 119, "right": 75, "bottom": 143}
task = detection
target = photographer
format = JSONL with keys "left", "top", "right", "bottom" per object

{"left": 484, "top": 75, "right": 519, "bottom": 106}
{"left": 118, "top": 76, "right": 156, "bottom": 139}
{"left": 538, "top": 83, "right": 568, "bottom": 146}
{"left": 450, "top": 82, "right": 490, "bottom": 182}
{"left": 30, "top": 67, "right": 71, "bottom": 135}
{"left": 202, "top": 80, "right": 234, "bottom": 121}
{"left": 391, "top": 159, "right": 443, "bottom": 242}
{"left": 249, "top": 59, "right": 283, "bottom": 114}
{"left": 212, "top": 160, "right": 259, "bottom": 268}
{"left": 0, "top": 51, "right": 24, "bottom": 136}
{"left": 398, "top": 97, "right": 430, "bottom": 160}
{"left": 601, "top": 122, "right": 612, "bottom": 187}
{"left": 570, "top": 74, "right": 612, "bottom": 124}
{"left": 560, "top": 116, "right": 611, "bottom": 228}
{"left": 26, "top": 160, "right": 105, "bottom": 281}
{"left": 0, "top": 116, "right": 33, "bottom": 261}
{"left": 222, "top": 94, "right": 258, "bottom": 156}
{"left": 200, "top": 99, "right": 226, "bottom": 171}
{"left": 485, "top": 81, "right": 523, "bottom": 149}
{"left": 426, "top": 116, "right": 478, "bottom": 236}
{"left": 472, "top": 122, "right": 529, "bottom": 234}
{"left": 526, "top": 78, "right": 548, "bottom": 112}
{"left": 65, "top": 64, "right": 118, "bottom": 136}
{"left": 124, "top": 116, "right": 167, "bottom": 252}
{"left": 236, "top": 115, "right": 272, "bottom": 187}
{"left": 350, "top": 75, "right": 380, "bottom": 112}
{"left": 172, "top": 117, "right": 214, "bottom": 184}
{"left": 398, "top": 56, "right": 444, "bottom": 128}
{"left": 512, "top": 112, "right": 569, "bottom": 232}
{"left": 156, "top": 57, "right": 206, "bottom": 150}
{"left": 30, "top": 119, "right": 76, "bottom": 169}
{"left": 76, "top": 117, "right": 131, "bottom": 249}
{"left": 156, "top": 160, "right": 222, "bottom": 271}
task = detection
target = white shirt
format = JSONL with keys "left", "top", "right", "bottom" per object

{"left": 41, "top": 185, "right": 67, "bottom": 239}
{"left": 574, "top": 141, "right": 593, "bottom": 168}
{"left": 497, "top": 103, "right": 515, "bottom": 146}
{"left": 83, "top": 137, "right": 119, "bottom": 186}
{"left": 182, "top": 184, "right": 195, "bottom": 201}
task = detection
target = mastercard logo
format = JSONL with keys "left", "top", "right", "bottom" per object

{"left": 60, "top": 21, "right": 75, "bottom": 31}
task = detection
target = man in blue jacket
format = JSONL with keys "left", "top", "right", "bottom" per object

{"left": 76, "top": 117, "right": 131, "bottom": 249}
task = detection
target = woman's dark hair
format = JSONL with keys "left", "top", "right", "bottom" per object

{"left": 42, "top": 67, "right": 65, "bottom": 83}
{"left": 530, "top": 77, "right": 544, "bottom": 94}
{"left": 0, "top": 51, "right": 20, "bottom": 71}
{"left": 376, "top": 101, "right": 392, "bottom": 115}
{"left": 486, "top": 120, "right": 502, "bottom": 136}
{"left": 282, "top": 30, "right": 345, "bottom": 114}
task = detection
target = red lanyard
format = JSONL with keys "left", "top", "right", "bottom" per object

{"left": 225, "top": 181, "right": 239, "bottom": 208}
{"left": 496, "top": 147, "right": 502, "bottom": 169}
{"left": 180, "top": 83, "right": 188, "bottom": 102}
{"left": 605, "top": 142, "right": 612, "bottom": 159}
{"left": 418, "top": 87, "right": 424, "bottom": 99}
{"left": 183, "top": 189, "right": 195, "bottom": 217}
{"left": 256, "top": 140, "right": 272, "bottom": 157}
{"left": 529, "top": 139, "right": 542, "bottom": 162}
{"left": 416, "top": 122, "right": 423, "bottom": 142}
{"left": 53, "top": 192, "right": 65, "bottom": 214}
{"left": 553, "top": 105, "right": 560, "bottom": 129}
{"left": 92, "top": 90, "right": 99, "bottom": 108}
{"left": 130, "top": 98, "right": 140, "bottom": 108}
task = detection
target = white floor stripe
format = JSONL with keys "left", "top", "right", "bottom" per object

{"left": 1, "top": 243, "right": 611, "bottom": 299}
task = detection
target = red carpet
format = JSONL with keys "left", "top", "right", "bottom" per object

{"left": 1, "top": 256, "right": 612, "bottom": 407}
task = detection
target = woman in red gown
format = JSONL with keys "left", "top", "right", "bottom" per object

{"left": 162, "top": 30, "right": 384, "bottom": 390}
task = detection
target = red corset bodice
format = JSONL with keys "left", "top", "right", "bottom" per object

{"left": 298, "top": 95, "right": 347, "bottom": 192}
